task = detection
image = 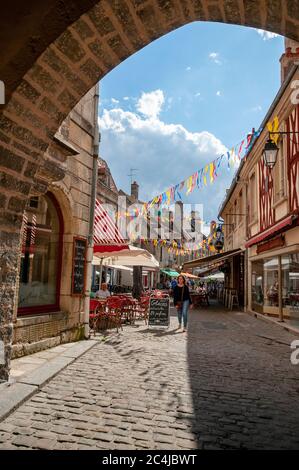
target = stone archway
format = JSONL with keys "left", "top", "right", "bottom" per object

{"left": 1, "top": 0, "right": 298, "bottom": 380}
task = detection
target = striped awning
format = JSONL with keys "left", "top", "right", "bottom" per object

{"left": 94, "top": 199, "right": 125, "bottom": 247}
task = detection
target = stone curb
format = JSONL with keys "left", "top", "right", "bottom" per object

{"left": 0, "top": 339, "right": 98, "bottom": 422}
{"left": 246, "top": 310, "right": 299, "bottom": 336}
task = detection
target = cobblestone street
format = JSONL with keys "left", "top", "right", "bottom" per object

{"left": 1, "top": 305, "right": 299, "bottom": 450}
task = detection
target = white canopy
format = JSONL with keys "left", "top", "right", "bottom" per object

{"left": 203, "top": 272, "right": 225, "bottom": 281}
{"left": 92, "top": 245, "right": 159, "bottom": 269}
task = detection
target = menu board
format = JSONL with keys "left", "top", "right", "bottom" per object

{"left": 148, "top": 296, "right": 170, "bottom": 327}
{"left": 72, "top": 237, "right": 87, "bottom": 296}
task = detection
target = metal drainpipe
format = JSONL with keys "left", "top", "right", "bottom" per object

{"left": 244, "top": 180, "right": 249, "bottom": 313}
{"left": 84, "top": 83, "right": 100, "bottom": 339}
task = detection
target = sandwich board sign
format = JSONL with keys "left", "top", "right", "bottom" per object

{"left": 148, "top": 294, "right": 170, "bottom": 327}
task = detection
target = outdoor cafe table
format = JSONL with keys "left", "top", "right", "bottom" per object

{"left": 190, "top": 292, "right": 209, "bottom": 307}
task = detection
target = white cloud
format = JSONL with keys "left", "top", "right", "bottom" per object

{"left": 195, "top": 92, "right": 201, "bottom": 97}
{"left": 250, "top": 105, "right": 262, "bottom": 112}
{"left": 256, "top": 29, "right": 279, "bottom": 41}
{"left": 216, "top": 91, "right": 221, "bottom": 97}
{"left": 136, "top": 89, "right": 165, "bottom": 119}
{"left": 186, "top": 66, "right": 192, "bottom": 71}
{"left": 123, "top": 96, "right": 130, "bottom": 101}
{"left": 111, "top": 98, "right": 119, "bottom": 104}
{"left": 98, "top": 92, "right": 231, "bottom": 220}
{"left": 209, "top": 52, "right": 222, "bottom": 65}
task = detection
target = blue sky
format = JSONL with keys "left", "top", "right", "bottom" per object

{"left": 99, "top": 22, "right": 284, "bottom": 222}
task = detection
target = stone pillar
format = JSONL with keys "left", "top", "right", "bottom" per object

{"left": 0, "top": 225, "right": 23, "bottom": 382}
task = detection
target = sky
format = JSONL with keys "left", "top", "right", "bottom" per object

{"left": 98, "top": 22, "right": 284, "bottom": 224}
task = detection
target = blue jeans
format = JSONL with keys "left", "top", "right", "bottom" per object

{"left": 177, "top": 300, "right": 190, "bottom": 328}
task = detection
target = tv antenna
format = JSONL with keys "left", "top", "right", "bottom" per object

{"left": 128, "top": 168, "right": 139, "bottom": 184}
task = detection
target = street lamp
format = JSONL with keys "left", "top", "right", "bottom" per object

{"left": 263, "top": 139, "right": 279, "bottom": 170}
{"left": 262, "top": 130, "right": 299, "bottom": 170}
{"left": 214, "top": 225, "right": 224, "bottom": 253}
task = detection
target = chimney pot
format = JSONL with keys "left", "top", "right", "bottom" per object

{"left": 131, "top": 181, "right": 139, "bottom": 200}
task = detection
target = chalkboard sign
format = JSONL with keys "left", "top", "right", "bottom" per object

{"left": 71, "top": 237, "right": 87, "bottom": 296}
{"left": 148, "top": 296, "right": 170, "bottom": 327}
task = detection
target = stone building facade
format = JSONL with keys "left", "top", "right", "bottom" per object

{"left": 11, "top": 86, "right": 99, "bottom": 360}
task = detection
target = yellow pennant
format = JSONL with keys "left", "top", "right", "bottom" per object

{"left": 203, "top": 165, "right": 209, "bottom": 186}
{"left": 186, "top": 176, "right": 193, "bottom": 194}
{"left": 267, "top": 116, "right": 280, "bottom": 144}
{"left": 166, "top": 190, "right": 171, "bottom": 205}
{"left": 209, "top": 163, "right": 214, "bottom": 183}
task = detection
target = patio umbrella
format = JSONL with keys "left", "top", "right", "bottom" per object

{"left": 100, "top": 250, "right": 159, "bottom": 269}
{"left": 93, "top": 245, "right": 159, "bottom": 269}
{"left": 93, "top": 245, "right": 152, "bottom": 283}
{"left": 180, "top": 272, "right": 200, "bottom": 279}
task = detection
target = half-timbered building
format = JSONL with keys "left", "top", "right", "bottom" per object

{"left": 220, "top": 40, "right": 299, "bottom": 325}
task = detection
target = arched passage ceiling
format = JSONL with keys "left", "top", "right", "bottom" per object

{"left": 1, "top": 0, "right": 298, "bottom": 107}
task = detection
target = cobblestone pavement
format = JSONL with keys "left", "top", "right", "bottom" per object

{"left": 1, "top": 304, "right": 299, "bottom": 450}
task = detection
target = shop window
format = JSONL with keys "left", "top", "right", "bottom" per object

{"left": 18, "top": 193, "right": 63, "bottom": 314}
{"left": 263, "top": 258, "right": 279, "bottom": 307}
{"left": 282, "top": 254, "right": 299, "bottom": 309}
{"left": 252, "top": 254, "right": 299, "bottom": 318}
{"left": 251, "top": 260, "right": 264, "bottom": 312}
{"left": 252, "top": 257, "right": 279, "bottom": 312}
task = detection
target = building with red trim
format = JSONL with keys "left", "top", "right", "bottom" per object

{"left": 219, "top": 40, "right": 299, "bottom": 324}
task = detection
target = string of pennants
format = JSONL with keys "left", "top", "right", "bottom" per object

{"left": 146, "top": 127, "right": 263, "bottom": 209}
{"left": 142, "top": 237, "right": 210, "bottom": 257}
{"left": 116, "top": 117, "right": 279, "bottom": 256}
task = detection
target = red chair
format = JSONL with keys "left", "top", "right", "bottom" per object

{"left": 135, "top": 297, "right": 149, "bottom": 324}
{"left": 89, "top": 299, "right": 106, "bottom": 336}
{"left": 106, "top": 297, "right": 123, "bottom": 332}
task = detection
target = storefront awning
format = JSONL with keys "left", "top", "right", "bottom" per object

{"left": 245, "top": 214, "right": 298, "bottom": 248}
{"left": 183, "top": 249, "right": 243, "bottom": 270}
{"left": 93, "top": 199, "right": 125, "bottom": 251}
{"left": 161, "top": 269, "right": 179, "bottom": 277}
{"left": 94, "top": 244, "right": 129, "bottom": 255}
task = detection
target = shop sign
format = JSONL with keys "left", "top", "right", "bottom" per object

{"left": 257, "top": 234, "right": 285, "bottom": 254}
{"left": 148, "top": 295, "right": 170, "bottom": 327}
{"left": 72, "top": 237, "right": 87, "bottom": 296}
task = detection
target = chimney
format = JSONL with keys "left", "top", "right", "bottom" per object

{"left": 280, "top": 38, "right": 299, "bottom": 83}
{"left": 131, "top": 181, "right": 139, "bottom": 201}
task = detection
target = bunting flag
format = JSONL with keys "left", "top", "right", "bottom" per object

{"left": 267, "top": 116, "right": 280, "bottom": 144}
{"left": 238, "top": 140, "right": 245, "bottom": 160}
{"left": 144, "top": 125, "right": 264, "bottom": 208}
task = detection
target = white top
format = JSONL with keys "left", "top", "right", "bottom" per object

{"left": 95, "top": 289, "right": 110, "bottom": 299}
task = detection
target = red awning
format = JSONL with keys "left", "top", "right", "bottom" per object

{"left": 245, "top": 215, "right": 297, "bottom": 248}
{"left": 93, "top": 244, "right": 129, "bottom": 254}
{"left": 93, "top": 200, "right": 125, "bottom": 252}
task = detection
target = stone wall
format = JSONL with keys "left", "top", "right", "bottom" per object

{"left": 10, "top": 87, "right": 97, "bottom": 364}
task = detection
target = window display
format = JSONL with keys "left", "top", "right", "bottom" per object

{"left": 252, "top": 253, "right": 299, "bottom": 318}
{"left": 282, "top": 254, "right": 299, "bottom": 321}
{"left": 18, "top": 193, "right": 62, "bottom": 312}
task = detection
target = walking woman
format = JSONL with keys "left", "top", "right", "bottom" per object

{"left": 173, "top": 275, "right": 193, "bottom": 332}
